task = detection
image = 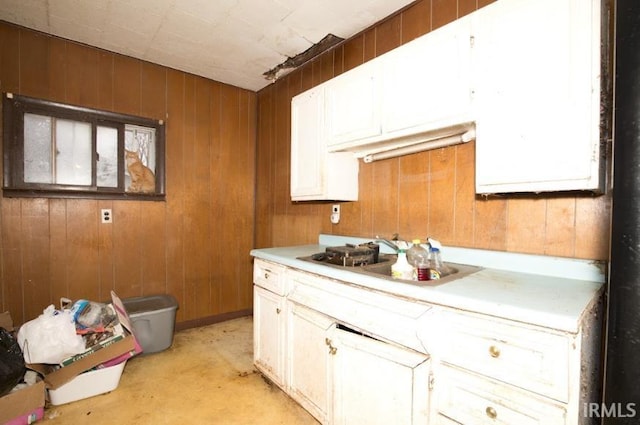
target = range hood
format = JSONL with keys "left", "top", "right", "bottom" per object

{"left": 331, "top": 121, "right": 476, "bottom": 163}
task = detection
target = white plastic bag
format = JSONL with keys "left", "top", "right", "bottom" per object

{"left": 17, "top": 305, "right": 86, "bottom": 364}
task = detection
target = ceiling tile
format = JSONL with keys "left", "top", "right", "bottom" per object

{"left": 0, "top": 0, "right": 417, "bottom": 91}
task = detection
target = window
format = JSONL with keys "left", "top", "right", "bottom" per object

{"left": 3, "top": 93, "right": 165, "bottom": 200}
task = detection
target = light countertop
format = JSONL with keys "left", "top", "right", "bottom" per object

{"left": 250, "top": 235, "right": 605, "bottom": 333}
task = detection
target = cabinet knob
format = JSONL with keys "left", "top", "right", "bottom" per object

{"left": 264, "top": 273, "right": 269, "bottom": 279}
{"left": 485, "top": 406, "right": 497, "bottom": 419}
{"left": 489, "top": 345, "right": 501, "bottom": 358}
{"left": 276, "top": 308, "right": 281, "bottom": 314}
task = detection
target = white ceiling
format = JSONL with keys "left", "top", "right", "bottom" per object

{"left": 0, "top": 0, "right": 416, "bottom": 91}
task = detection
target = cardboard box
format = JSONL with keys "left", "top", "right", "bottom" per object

{"left": 0, "top": 380, "right": 45, "bottom": 425}
{"left": 0, "top": 312, "right": 45, "bottom": 425}
{"left": 47, "top": 361, "right": 127, "bottom": 406}
{"left": 28, "top": 291, "right": 142, "bottom": 390}
{"left": 0, "top": 310, "right": 13, "bottom": 329}
{"left": 60, "top": 321, "right": 126, "bottom": 367}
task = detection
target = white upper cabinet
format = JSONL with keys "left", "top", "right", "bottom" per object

{"left": 325, "top": 60, "right": 382, "bottom": 150}
{"left": 290, "top": 0, "right": 603, "bottom": 200}
{"left": 290, "top": 87, "right": 359, "bottom": 201}
{"left": 473, "top": 0, "right": 603, "bottom": 194}
{"left": 382, "top": 14, "right": 473, "bottom": 137}
{"left": 324, "top": 16, "right": 474, "bottom": 155}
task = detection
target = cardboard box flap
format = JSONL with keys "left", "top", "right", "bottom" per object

{"left": 110, "top": 290, "right": 134, "bottom": 334}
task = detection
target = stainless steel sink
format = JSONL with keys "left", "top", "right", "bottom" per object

{"left": 297, "top": 253, "right": 482, "bottom": 286}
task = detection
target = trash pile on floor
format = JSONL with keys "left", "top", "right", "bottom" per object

{"left": 0, "top": 291, "right": 142, "bottom": 424}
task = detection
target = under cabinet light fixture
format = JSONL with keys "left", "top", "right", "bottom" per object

{"left": 362, "top": 128, "right": 476, "bottom": 163}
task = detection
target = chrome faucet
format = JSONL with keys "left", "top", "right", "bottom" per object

{"left": 374, "top": 234, "right": 405, "bottom": 252}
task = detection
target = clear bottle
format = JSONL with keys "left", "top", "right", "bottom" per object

{"left": 391, "top": 249, "right": 414, "bottom": 280}
{"left": 430, "top": 246, "right": 449, "bottom": 278}
{"left": 407, "top": 239, "right": 430, "bottom": 281}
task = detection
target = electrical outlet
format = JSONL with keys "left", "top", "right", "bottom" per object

{"left": 331, "top": 204, "right": 340, "bottom": 224}
{"left": 101, "top": 209, "right": 112, "bottom": 224}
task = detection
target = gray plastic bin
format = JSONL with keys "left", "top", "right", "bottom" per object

{"left": 122, "top": 294, "right": 178, "bottom": 354}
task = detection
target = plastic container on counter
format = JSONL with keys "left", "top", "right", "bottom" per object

{"left": 391, "top": 249, "right": 414, "bottom": 280}
{"left": 407, "top": 239, "right": 430, "bottom": 281}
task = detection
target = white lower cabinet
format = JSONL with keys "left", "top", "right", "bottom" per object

{"left": 253, "top": 259, "right": 602, "bottom": 425}
{"left": 286, "top": 300, "right": 431, "bottom": 425}
{"left": 430, "top": 306, "right": 601, "bottom": 425}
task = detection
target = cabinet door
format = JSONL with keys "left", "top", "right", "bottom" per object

{"left": 474, "top": 0, "right": 602, "bottom": 193}
{"left": 291, "top": 87, "right": 359, "bottom": 201}
{"left": 382, "top": 15, "right": 473, "bottom": 136}
{"left": 287, "top": 301, "right": 335, "bottom": 423}
{"left": 253, "top": 286, "right": 286, "bottom": 388}
{"left": 331, "top": 326, "right": 430, "bottom": 425}
{"left": 291, "top": 87, "right": 325, "bottom": 199}
{"left": 325, "top": 60, "right": 382, "bottom": 150}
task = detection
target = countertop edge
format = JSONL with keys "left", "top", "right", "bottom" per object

{"left": 250, "top": 244, "right": 604, "bottom": 334}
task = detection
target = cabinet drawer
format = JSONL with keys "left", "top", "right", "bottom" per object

{"left": 436, "top": 365, "right": 567, "bottom": 425}
{"left": 253, "top": 259, "right": 287, "bottom": 295}
{"left": 437, "top": 310, "right": 571, "bottom": 402}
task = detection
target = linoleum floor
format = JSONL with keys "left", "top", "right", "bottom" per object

{"left": 41, "top": 316, "right": 318, "bottom": 424}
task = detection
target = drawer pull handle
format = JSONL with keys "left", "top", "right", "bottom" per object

{"left": 489, "top": 345, "right": 501, "bottom": 358}
{"left": 485, "top": 406, "right": 497, "bottom": 419}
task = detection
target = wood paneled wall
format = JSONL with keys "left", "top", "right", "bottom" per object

{"left": 0, "top": 22, "right": 257, "bottom": 326}
{"left": 256, "top": 0, "right": 611, "bottom": 261}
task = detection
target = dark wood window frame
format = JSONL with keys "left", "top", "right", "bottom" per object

{"left": 2, "top": 93, "right": 166, "bottom": 200}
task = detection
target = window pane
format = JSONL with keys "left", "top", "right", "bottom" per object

{"left": 55, "top": 119, "right": 92, "bottom": 185}
{"left": 124, "top": 125, "right": 156, "bottom": 193}
{"left": 97, "top": 126, "right": 118, "bottom": 187}
{"left": 24, "top": 113, "right": 53, "bottom": 183}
